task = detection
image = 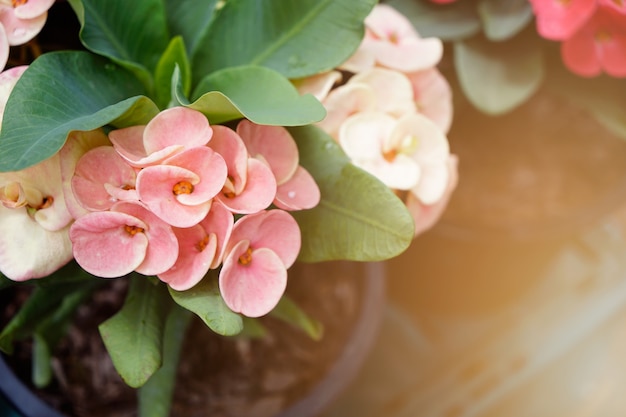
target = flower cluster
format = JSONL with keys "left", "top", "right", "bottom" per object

{"left": 0, "top": 0, "right": 53, "bottom": 71}
{"left": 530, "top": 0, "right": 626, "bottom": 77}
{"left": 0, "top": 80, "right": 320, "bottom": 317}
{"left": 301, "top": 4, "right": 458, "bottom": 236}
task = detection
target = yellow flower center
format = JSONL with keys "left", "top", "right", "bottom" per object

{"left": 124, "top": 225, "right": 144, "bottom": 236}
{"left": 173, "top": 180, "right": 194, "bottom": 195}
{"left": 238, "top": 247, "right": 253, "bottom": 265}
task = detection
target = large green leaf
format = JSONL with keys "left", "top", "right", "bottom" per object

{"left": 478, "top": 0, "right": 534, "bottom": 41}
{"left": 387, "top": 0, "right": 481, "bottom": 41}
{"left": 0, "top": 51, "right": 158, "bottom": 172}
{"left": 164, "top": 0, "right": 218, "bottom": 56}
{"left": 191, "top": 0, "right": 376, "bottom": 82}
{"left": 99, "top": 277, "right": 169, "bottom": 388}
{"left": 169, "top": 276, "right": 243, "bottom": 336}
{"left": 454, "top": 30, "right": 544, "bottom": 115}
{"left": 187, "top": 65, "right": 326, "bottom": 126}
{"left": 289, "top": 125, "right": 414, "bottom": 262}
{"left": 71, "top": 0, "right": 170, "bottom": 90}
{"left": 154, "top": 36, "right": 192, "bottom": 109}
{"left": 138, "top": 305, "right": 192, "bottom": 417}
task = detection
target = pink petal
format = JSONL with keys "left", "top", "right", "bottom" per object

{"left": 227, "top": 210, "right": 301, "bottom": 268}
{"left": 13, "top": 0, "right": 55, "bottom": 19}
{"left": 113, "top": 202, "right": 179, "bottom": 276}
{"left": 561, "top": 32, "right": 601, "bottom": 77}
{"left": 318, "top": 83, "right": 376, "bottom": 139}
{"left": 142, "top": 106, "right": 213, "bottom": 154}
{"left": 365, "top": 4, "right": 421, "bottom": 41}
{"left": 530, "top": 0, "right": 597, "bottom": 40}
{"left": 0, "top": 205, "right": 72, "bottom": 281}
{"left": 0, "top": 6, "right": 47, "bottom": 45}
{"left": 72, "top": 146, "right": 137, "bottom": 211}
{"left": 162, "top": 146, "right": 227, "bottom": 205}
{"left": 274, "top": 166, "right": 321, "bottom": 211}
{"left": 69, "top": 210, "right": 149, "bottom": 278}
{"left": 215, "top": 158, "right": 276, "bottom": 214}
{"left": 407, "top": 155, "right": 458, "bottom": 236}
{"left": 136, "top": 164, "right": 211, "bottom": 228}
{"left": 339, "top": 112, "right": 396, "bottom": 161}
{"left": 60, "top": 129, "right": 112, "bottom": 219}
{"left": 339, "top": 45, "right": 376, "bottom": 73}
{"left": 367, "top": 36, "right": 443, "bottom": 73}
{"left": 158, "top": 225, "right": 217, "bottom": 291}
{"left": 406, "top": 68, "right": 453, "bottom": 134}
{"left": 236, "top": 120, "right": 299, "bottom": 184}
{"left": 208, "top": 125, "right": 249, "bottom": 195}
{"left": 0, "top": 62, "right": 24, "bottom": 116}
{"left": 219, "top": 240, "right": 287, "bottom": 317}
{"left": 201, "top": 202, "right": 234, "bottom": 269}
{"left": 109, "top": 125, "right": 184, "bottom": 167}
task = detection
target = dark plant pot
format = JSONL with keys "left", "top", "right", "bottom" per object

{"left": 0, "top": 261, "right": 385, "bottom": 417}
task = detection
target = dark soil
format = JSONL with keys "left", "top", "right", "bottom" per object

{"left": 1, "top": 261, "right": 376, "bottom": 417}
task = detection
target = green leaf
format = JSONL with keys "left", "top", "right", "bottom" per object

{"left": 387, "top": 0, "right": 481, "bottom": 41}
{"left": 188, "top": 65, "right": 326, "bottom": 126}
{"left": 454, "top": 30, "right": 544, "bottom": 115}
{"left": 32, "top": 333, "right": 52, "bottom": 388}
{"left": 169, "top": 276, "right": 243, "bottom": 336}
{"left": 270, "top": 295, "right": 323, "bottom": 341}
{"left": 138, "top": 305, "right": 192, "bottom": 417}
{"left": 0, "top": 283, "right": 86, "bottom": 354}
{"left": 164, "top": 0, "right": 218, "bottom": 56}
{"left": 0, "top": 51, "right": 158, "bottom": 172}
{"left": 75, "top": 0, "right": 170, "bottom": 90}
{"left": 289, "top": 125, "right": 414, "bottom": 262}
{"left": 99, "top": 277, "right": 169, "bottom": 388}
{"left": 154, "top": 36, "right": 192, "bottom": 109}
{"left": 239, "top": 317, "right": 269, "bottom": 339}
{"left": 191, "top": 0, "right": 376, "bottom": 81}
{"left": 478, "top": 0, "right": 534, "bottom": 41}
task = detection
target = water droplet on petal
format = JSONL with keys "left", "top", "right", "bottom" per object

{"left": 288, "top": 191, "right": 296, "bottom": 199}
{"left": 12, "top": 28, "right": 26, "bottom": 38}
{"left": 325, "top": 142, "right": 334, "bottom": 150}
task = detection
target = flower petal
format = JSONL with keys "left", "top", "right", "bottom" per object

{"left": 12, "top": 0, "right": 55, "bottom": 19}
{"left": 274, "top": 166, "right": 321, "bottom": 211}
{"left": 350, "top": 68, "right": 417, "bottom": 117}
{"left": 216, "top": 158, "right": 276, "bottom": 214}
{"left": 0, "top": 6, "right": 47, "bottom": 45}
{"left": 339, "top": 112, "right": 396, "bottom": 161}
{"left": 406, "top": 68, "right": 453, "bottom": 134}
{"left": 318, "top": 83, "right": 376, "bottom": 139}
{"left": 142, "top": 106, "right": 213, "bottom": 154}
{"left": 220, "top": 240, "right": 287, "bottom": 317}
{"left": 291, "top": 70, "right": 342, "bottom": 101}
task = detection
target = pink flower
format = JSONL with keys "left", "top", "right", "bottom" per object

{"left": 236, "top": 120, "right": 320, "bottom": 211}
{"left": 136, "top": 145, "right": 227, "bottom": 227}
{"left": 341, "top": 4, "right": 443, "bottom": 73}
{"left": 0, "top": 65, "right": 26, "bottom": 125}
{"left": 71, "top": 146, "right": 139, "bottom": 212}
{"left": 219, "top": 210, "right": 301, "bottom": 317}
{"left": 208, "top": 125, "right": 277, "bottom": 214}
{"left": 0, "top": 0, "right": 54, "bottom": 71}
{"left": 529, "top": 0, "right": 597, "bottom": 40}
{"left": 291, "top": 71, "right": 342, "bottom": 101}
{"left": 406, "top": 68, "right": 453, "bottom": 134}
{"left": 561, "top": 5, "right": 626, "bottom": 77}
{"left": 158, "top": 202, "right": 234, "bottom": 291}
{"left": 70, "top": 201, "right": 178, "bottom": 278}
{"left": 109, "top": 106, "right": 213, "bottom": 167}
{"left": 430, "top": 0, "right": 458, "bottom": 3}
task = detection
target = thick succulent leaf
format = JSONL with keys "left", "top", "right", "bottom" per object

{"left": 478, "top": 0, "right": 534, "bottom": 41}
{"left": 387, "top": 0, "right": 481, "bottom": 41}
{"left": 187, "top": 65, "right": 326, "bottom": 126}
{"left": 138, "top": 305, "right": 192, "bottom": 417}
{"left": 154, "top": 36, "right": 192, "bottom": 109}
{"left": 454, "top": 31, "right": 544, "bottom": 115}
{"left": 191, "top": 0, "right": 376, "bottom": 82}
{"left": 99, "top": 277, "right": 169, "bottom": 388}
{"left": 72, "top": 0, "right": 170, "bottom": 89}
{"left": 164, "top": 0, "right": 218, "bottom": 56}
{"left": 270, "top": 294, "right": 323, "bottom": 341}
{"left": 169, "top": 277, "right": 243, "bottom": 336}
{"left": 289, "top": 125, "right": 414, "bottom": 262}
{"left": 0, "top": 51, "right": 158, "bottom": 172}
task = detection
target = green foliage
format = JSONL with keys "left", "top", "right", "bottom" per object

{"left": 187, "top": 65, "right": 326, "bottom": 126}
{"left": 138, "top": 305, "right": 192, "bottom": 417}
{"left": 168, "top": 276, "right": 243, "bottom": 336}
{"left": 387, "top": 0, "right": 481, "bottom": 41}
{"left": 163, "top": 0, "right": 218, "bottom": 56}
{"left": 191, "top": 0, "right": 376, "bottom": 82}
{"left": 71, "top": 0, "right": 170, "bottom": 92}
{"left": 290, "top": 125, "right": 414, "bottom": 262}
{"left": 99, "top": 277, "right": 170, "bottom": 388}
{"left": 0, "top": 51, "right": 157, "bottom": 172}
{"left": 270, "top": 295, "right": 323, "bottom": 341}
{"left": 454, "top": 29, "right": 544, "bottom": 115}
{"left": 478, "top": 0, "right": 533, "bottom": 41}
{"left": 154, "top": 37, "right": 192, "bottom": 109}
